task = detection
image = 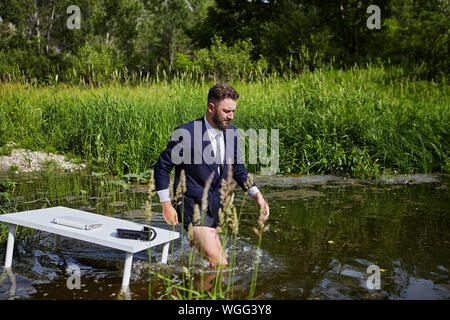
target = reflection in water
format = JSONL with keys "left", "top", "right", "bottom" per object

{"left": 0, "top": 172, "right": 449, "bottom": 299}
{"left": 0, "top": 268, "right": 16, "bottom": 300}
{"left": 251, "top": 174, "right": 450, "bottom": 300}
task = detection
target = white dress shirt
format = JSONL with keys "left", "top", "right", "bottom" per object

{"left": 204, "top": 114, "right": 225, "bottom": 173}
{"left": 157, "top": 116, "right": 259, "bottom": 202}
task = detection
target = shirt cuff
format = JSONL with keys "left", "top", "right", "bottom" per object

{"left": 247, "top": 186, "right": 260, "bottom": 198}
{"left": 159, "top": 187, "right": 259, "bottom": 201}
{"left": 157, "top": 189, "right": 171, "bottom": 203}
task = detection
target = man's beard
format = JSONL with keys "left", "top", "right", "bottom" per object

{"left": 212, "top": 110, "right": 229, "bottom": 131}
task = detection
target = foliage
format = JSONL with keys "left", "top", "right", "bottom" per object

{"left": 0, "top": 180, "right": 16, "bottom": 204}
{"left": 0, "top": 66, "right": 448, "bottom": 178}
{"left": 0, "top": 0, "right": 448, "bottom": 82}
{"left": 381, "top": 3, "right": 449, "bottom": 79}
{"left": 188, "top": 37, "right": 268, "bottom": 80}
{"left": 64, "top": 44, "right": 123, "bottom": 85}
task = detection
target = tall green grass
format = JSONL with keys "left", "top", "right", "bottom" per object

{"left": 1, "top": 65, "right": 448, "bottom": 178}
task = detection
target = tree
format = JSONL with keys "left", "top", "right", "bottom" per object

{"left": 380, "top": 0, "right": 449, "bottom": 78}
{"left": 189, "top": 0, "right": 277, "bottom": 58}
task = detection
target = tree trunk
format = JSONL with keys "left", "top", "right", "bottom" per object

{"left": 352, "top": 1, "right": 362, "bottom": 57}
{"left": 46, "top": 4, "right": 55, "bottom": 57}
{"left": 339, "top": 1, "right": 349, "bottom": 59}
{"left": 33, "top": 0, "right": 41, "bottom": 55}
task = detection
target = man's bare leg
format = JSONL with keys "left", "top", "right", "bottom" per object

{"left": 191, "top": 226, "right": 228, "bottom": 268}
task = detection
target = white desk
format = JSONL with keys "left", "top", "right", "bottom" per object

{"left": 0, "top": 206, "right": 179, "bottom": 291}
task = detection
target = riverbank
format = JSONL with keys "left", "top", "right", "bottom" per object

{"left": 0, "top": 143, "right": 86, "bottom": 174}
{"left": 1, "top": 66, "right": 448, "bottom": 178}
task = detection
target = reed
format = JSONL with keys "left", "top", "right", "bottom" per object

{"left": 144, "top": 166, "right": 267, "bottom": 300}
{"left": 0, "top": 66, "right": 448, "bottom": 179}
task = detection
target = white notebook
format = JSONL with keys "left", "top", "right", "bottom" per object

{"left": 52, "top": 215, "right": 103, "bottom": 230}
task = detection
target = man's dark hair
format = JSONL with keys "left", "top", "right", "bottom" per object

{"left": 207, "top": 83, "right": 239, "bottom": 105}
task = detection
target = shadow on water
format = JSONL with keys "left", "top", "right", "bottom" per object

{"left": 0, "top": 171, "right": 449, "bottom": 300}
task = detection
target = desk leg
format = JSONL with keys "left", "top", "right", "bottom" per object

{"left": 121, "top": 252, "right": 133, "bottom": 290}
{"left": 161, "top": 242, "right": 170, "bottom": 264}
{"left": 0, "top": 267, "right": 16, "bottom": 300}
{"left": 54, "top": 235, "right": 60, "bottom": 252}
{"left": 4, "top": 224, "right": 16, "bottom": 269}
{"left": 6, "top": 267, "right": 16, "bottom": 300}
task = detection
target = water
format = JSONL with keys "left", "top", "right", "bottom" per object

{"left": 0, "top": 172, "right": 449, "bottom": 300}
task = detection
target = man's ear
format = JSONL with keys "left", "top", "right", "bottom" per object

{"left": 207, "top": 102, "right": 215, "bottom": 114}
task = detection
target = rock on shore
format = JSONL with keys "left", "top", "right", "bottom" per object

{"left": 0, "top": 148, "right": 86, "bottom": 174}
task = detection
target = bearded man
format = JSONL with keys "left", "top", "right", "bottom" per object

{"left": 154, "top": 83, "right": 269, "bottom": 267}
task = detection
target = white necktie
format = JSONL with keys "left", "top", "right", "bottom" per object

{"left": 215, "top": 132, "right": 223, "bottom": 174}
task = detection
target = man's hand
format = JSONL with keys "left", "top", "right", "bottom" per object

{"left": 253, "top": 192, "right": 269, "bottom": 223}
{"left": 162, "top": 201, "right": 179, "bottom": 225}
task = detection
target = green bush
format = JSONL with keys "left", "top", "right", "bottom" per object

{"left": 189, "top": 37, "right": 268, "bottom": 81}
{"left": 0, "top": 48, "right": 56, "bottom": 83}
{"left": 0, "top": 50, "right": 22, "bottom": 82}
{"left": 174, "top": 53, "right": 195, "bottom": 72}
{"left": 382, "top": 10, "right": 449, "bottom": 80}
{"left": 64, "top": 44, "right": 124, "bottom": 85}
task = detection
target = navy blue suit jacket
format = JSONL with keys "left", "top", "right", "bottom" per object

{"left": 154, "top": 117, "right": 255, "bottom": 229}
